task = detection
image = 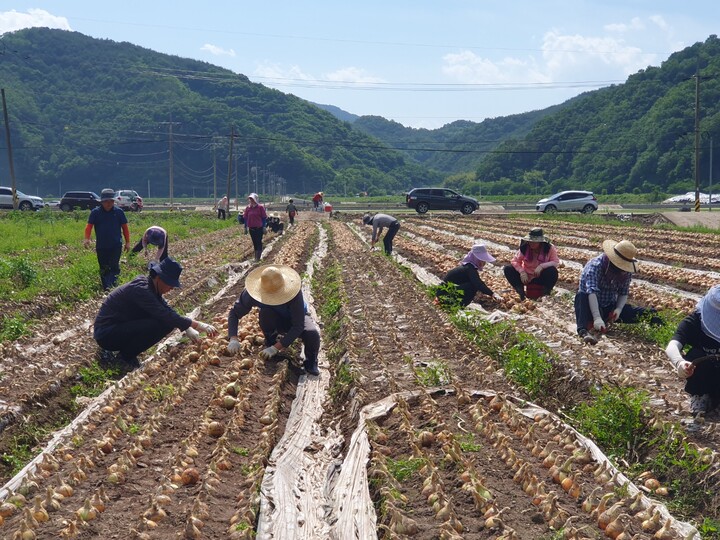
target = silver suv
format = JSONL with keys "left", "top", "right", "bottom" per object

{"left": 0, "top": 186, "right": 45, "bottom": 211}
{"left": 536, "top": 190, "right": 597, "bottom": 214}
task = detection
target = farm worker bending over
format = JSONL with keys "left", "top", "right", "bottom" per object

{"left": 362, "top": 213, "right": 400, "bottom": 255}
{"left": 243, "top": 192, "right": 267, "bottom": 262}
{"left": 437, "top": 243, "right": 503, "bottom": 307}
{"left": 131, "top": 225, "right": 168, "bottom": 262}
{"left": 574, "top": 239, "right": 661, "bottom": 345}
{"left": 93, "top": 257, "right": 217, "bottom": 369}
{"left": 286, "top": 199, "right": 298, "bottom": 226}
{"left": 666, "top": 285, "right": 720, "bottom": 417}
{"left": 503, "top": 228, "right": 559, "bottom": 301}
{"left": 226, "top": 264, "right": 321, "bottom": 376}
{"left": 84, "top": 188, "right": 130, "bottom": 290}
{"left": 312, "top": 191, "right": 323, "bottom": 211}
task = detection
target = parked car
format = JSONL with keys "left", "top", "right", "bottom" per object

{"left": 59, "top": 191, "right": 102, "bottom": 211}
{"left": 535, "top": 190, "right": 598, "bottom": 214}
{"left": 0, "top": 186, "right": 45, "bottom": 211}
{"left": 114, "top": 190, "right": 143, "bottom": 212}
{"left": 405, "top": 187, "right": 478, "bottom": 215}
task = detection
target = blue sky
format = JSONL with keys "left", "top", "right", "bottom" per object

{"left": 2, "top": 2, "right": 717, "bottom": 129}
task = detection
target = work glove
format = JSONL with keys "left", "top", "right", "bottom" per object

{"left": 676, "top": 360, "right": 694, "bottom": 379}
{"left": 83, "top": 238, "right": 92, "bottom": 248}
{"left": 184, "top": 327, "right": 201, "bottom": 342}
{"left": 196, "top": 322, "right": 217, "bottom": 336}
{"left": 227, "top": 338, "right": 241, "bottom": 354}
{"left": 519, "top": 271, "right": 529, "bottom": 284}
{"left": 244, "top": 228, "right": 249, "bottom": 235}
{"left": 260, "top": 345, "right": 278, "bottom": 360}
{"left": 608, "top": 308, "right": 622, "bottom": 323}
{"left": 593, "top": 317, "right": 606, "bottom": 333}
{"left": 492, "top": 292, "right": 503, "bottom": 301}
{"left": 533, "top": 267, "right": 543, "bottom": 277}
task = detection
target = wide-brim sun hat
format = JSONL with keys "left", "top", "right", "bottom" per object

{"left": 469, "top": 243, "right": 496, "bottom": 263}
{"left": 699, "top": 285, "right": 720, "bottom": 342}
{"left": 602, "top": 239, "right": 638, "bottom": 273}
{"left": 150, "top": 257, "right": 183, "bottom": 288}
{"left": 245, "top": 264, "right": 301, "bottom": 306}
{"left": 100, "top": 188, "right": 115, "bottom": 201}
{"left": 522, "top": 227, "right": 549, "bottom": 243}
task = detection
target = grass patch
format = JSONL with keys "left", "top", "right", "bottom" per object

{"left": 70, "top": 362, "right": 120, "bottom": 398}
{"left": 429, "top": 281, "right": 464, "bottom": 314}
{"left": 569, "top": 385, "right": 648, "bottom": 460}
{"left": 457, "top": 432, "right": 482, "bottom": 452}
{"left": 413, "top": 360, "right": 452, "bottom": 387}
{"left": 386, "top": 456, "right": 425, "bottom": 482}
{"left": 144, "top": 383, "right": 176, "bottom": 402}
{"left": 619, "top": 308, "right": 685, "bottom": 347}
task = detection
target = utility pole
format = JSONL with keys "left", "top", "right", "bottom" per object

{"left": 246, "top": 153, "right": 250, "bottom": 198}
{"left": 169, "top": 116, "right": 174, "bottom": 207}
{"left": 212, "top": 144, "right": 217, "bottom": 204}
{"left": 1, "top": 89, "right": 18, "bottom": 210}
{"left": 234, "top": 153, "right": 239, "bottom": 210}
{"left": 710, "top": 136, "right": 714, "bottom": 211}
{"left": 694, "top": 69, "right": 701, "bottom": 212}
{"left": 226, "top": 127, "right": 234, "bottom": 209}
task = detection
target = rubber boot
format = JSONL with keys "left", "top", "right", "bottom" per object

{"left": 254, "top": 249, "right": 262, "bottom": 261}
{"left": 303, "top": 357, "right": 320, "bottom": 376}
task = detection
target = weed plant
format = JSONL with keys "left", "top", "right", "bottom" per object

{"left": 569, "top": 386, "right": 648, "bottom": 460}
{"left": 619, "top": 308, "right": 685, "bottom": 347}
{"left": 386, "top": 456, "right": 425, "bottom": 482}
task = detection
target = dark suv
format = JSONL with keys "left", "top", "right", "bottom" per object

{"left": 59, "top": 191, "right": 102, "bottom": 211}
{"left": 406, "top": 188, "right": 478, "bottom": 215}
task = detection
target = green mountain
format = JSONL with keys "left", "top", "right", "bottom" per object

{"left": 0, "top": 28, "right": 441, "bottom": 198}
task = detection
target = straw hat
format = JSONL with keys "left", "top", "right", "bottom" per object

{"left": 602, "top": 239, "right": 638, "bottom": 273}
{"left": 699, "top": 285, "right": 720, "bottom": 342}
{"left": 245, "top": 265, "right": 301, "bottom": 305}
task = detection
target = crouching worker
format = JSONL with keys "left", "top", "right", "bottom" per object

{"left": 267, "top": 214, "right": 284, "bottom": 234}
{"left": 503, "top": 228, "right": 559, "bottom": 301}
{"left": 131, "top": 225, "right": 168, "bottom": 262}
{"left": 437, "top": 243, "right": 503, "bottom": 307}
{"left": 93, "top": 257, "right": 217, "bottom": 369}
{"left": 666, "top": 285, "right": 720, "bottom": 417}
{"left": 227, "top": 264, "right": 320, "bottom": 376}
{"left": 574, "top": 239, "right": 661, "bottom": 345}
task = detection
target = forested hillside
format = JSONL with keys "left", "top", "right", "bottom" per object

{"left": 0, "top": 28, "right": 441, "bottom": 198}
{"left": 471, "top": 35, "right": 720, "bottom": 197}
{"left": 352, "top": 107, "right": 563, "bottom": 175}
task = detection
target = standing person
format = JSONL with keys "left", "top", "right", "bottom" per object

{"left": 286, "top": 198, "right": 298, "bottom": 226}
{"left": 666, "top": 285, "right": 720, "bottom": 416}
{"left": 227, "top": 264, "right": 320, "bottom": 376}
{"left": 215, "top": 195, "right": 229, "bottom": 220}
{"left": 312, "top": 191, "right": 324, "bottom": 211}
{"left": 362, "top": 213, "right": 400, "bottom": 255}
{"left": 93, "top": 257, "right": 217, "bottom": 369}
{"left": 84, "top": 188, "right": 130, "bottom": 290}
{"left": 503, "top": 228, "right": 560, "bottom": 301}
{"left": 437, "top": 243, "right": 503, "bottom": 307}
{"left": 243, "top": 192, "right": 267, "bottom": 261}
{"left": 131, "top": 225, "right": 168, "bottom": 262}
{"left": 574, "top": 239, "right": 661, "bottom": 345}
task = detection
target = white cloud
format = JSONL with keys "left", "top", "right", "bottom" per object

{"left": 0, "top": 9, "right": 71, "bottom": 34}
{"left": 649, "top": 15, "right": 669, "bottom": 31}
{"left": 604, "top": 17, "right": 645, "bottom": 33}
{"left": 254, "top": 62, "right": 313, "bottom": 81}
{"left": 442, "top": 50, "right": 550, "bottom": 84}
{"left": 200, "top": 44, "right": 236, "bottom": 57}
{"left": 323, "top": 67, "right": 385, "bottom": 84}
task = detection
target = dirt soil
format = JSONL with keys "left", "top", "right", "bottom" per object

{"left": 0, "top": 213, "right": 718, "bottom": 539}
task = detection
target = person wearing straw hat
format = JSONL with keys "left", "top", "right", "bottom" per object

{"left": 243, "top": 193, "right": 268, "bottom": 261}
{"left": 84, "top": 188, "right": 131, "bottom": 290}
{"left": 312, "top": 191, "right": 324, "bottom": 211}
{"left": 437, "top": 243, "right": 503, "bottom": 307}
{"left": 503, "top": 227, "right": 559, "bottom": 301}
{"left": 93, "top": 257, "right": 217, "bottom": 370}
{"left": 574, "top": 239, "right": 661, "bottom": 345}
{"left": 362, "top": 213, "right": 401, "bottom": 255}
{"left": 226, "top": 264, "right": 321, "bottom": 376}
{"left": 666, "top": 285, "right": 720, "bottom": 417}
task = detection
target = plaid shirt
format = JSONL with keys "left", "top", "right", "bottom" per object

{"left": 578, "top": 254, "right": 631, "bottom": 307}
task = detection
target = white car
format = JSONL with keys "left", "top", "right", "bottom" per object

{"left": 536, "top": 190, "right": 598, "bottom": 214}
{"left": 0, "top": 186, "right": 45, "bottom": 211}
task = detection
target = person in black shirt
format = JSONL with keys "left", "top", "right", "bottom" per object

{"left": 267, "top": 213, "right": 284, "bottom": 234}
{"left": 666, "top": 285, "right": 720, "bottom": 416}
{"left": 436, "top": 243, "right": 503, "bottom": 307}
{"left": 93, "top": 257, "right": 217, "bottom": 369}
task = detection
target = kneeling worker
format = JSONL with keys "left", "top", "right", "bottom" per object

{"left": 227, "top": 264, "right": 321, "bottom": 376}
{"left": 93, "top": 257, "right": 217, "bottom": 369}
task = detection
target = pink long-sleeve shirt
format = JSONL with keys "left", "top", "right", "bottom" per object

{"left": 511, "top": 244, "right": 560, "bottom": 275}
